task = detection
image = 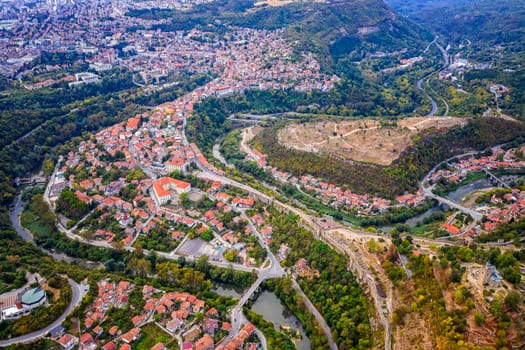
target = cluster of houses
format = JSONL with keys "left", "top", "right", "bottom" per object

{"left": 431, "top": 146, "right": 525, "bottom": 235}
{"left": 478, "top": 189, "right": 525, "bottom": 232}
{"left": 430, "top": 147, "right": 525, "bottom": 184}
{"left": 241, "top": 143, "right": 427, "bottom": 215}
{"left": 2, "top": 0, "right": 340, "bottom": 94}
{"left": 62, "top": 279, "right": 259, "bottom": 350}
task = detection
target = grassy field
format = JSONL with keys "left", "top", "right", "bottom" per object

{"left": 134, "top": 323, "right": 177, "bottom": 350}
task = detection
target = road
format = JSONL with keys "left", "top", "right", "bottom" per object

{"left": 195, "top": 149, "right": 342, "bottom": 349}
{"left": 421, "top": 184, "right": 483, "bottom": 222}
{"left": 291, "top": 279, "right": 337, "bottom": 350}
{"left": 0, "top": 278, "right": 86, "bottom": 347}
{"left": 416, "top": 36, "right": 450, "bottom": 117}
{"left": 420, "top": 150, "right": 488, "bottom": 222}
{"left": 417, "top": 77, "right": 438, "bottom": 117}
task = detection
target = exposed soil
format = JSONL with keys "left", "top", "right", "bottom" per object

{"left": 279, "top": 117, "right": 465, "bottom": 165}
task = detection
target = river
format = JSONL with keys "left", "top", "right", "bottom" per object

{"left": 251, "top": 291, "right": 311, "bottom": 350}
{"left": 380, "top": 206, "right": 441, "bottom": 233}
{"left": 11, "top": 193, "right": 102, "bottom": 268}
{"left": 445, "top": 178, "right": 492, "bottom": 203}
{"left": 214, "top": 282, "right": 246, "bottom": 299}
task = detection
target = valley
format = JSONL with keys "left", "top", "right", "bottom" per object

{"left": 0, "top": 0, "right": 524, "bottom": 350}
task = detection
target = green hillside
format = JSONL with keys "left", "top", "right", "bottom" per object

{"left": 385, "top": 0, "right": 525, "bottom": 48}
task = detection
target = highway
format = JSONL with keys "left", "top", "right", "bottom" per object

{"left": 0, "top": 278, "right": 87, "bottom": 347}
{"left": 416, "top": 36, "right": 450, "bottom": 117}
{"left": 417, "top": 77, "right": 438, "bottom": 117}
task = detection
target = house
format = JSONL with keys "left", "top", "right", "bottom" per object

{"left": 295, "top": 258, "right": 308, "bottom": 273}
{"left": 194, "top": 334, "right": 214, "bottom": 350}
{"left": 93, "top": 325, "right": 104, "bottom": 337}
{"left": 126, "top": 116, "right": 140, "bottom": 131}
{"left": 132, "top": 314, "right": 147, "bottom": 326}
{"left": 102, "top": 341, "right": 117, "bottom": 350}
{"left": 122, "top": 327, "right": 142, "bottom": 343}
{"left": 443, "top": 224, "right": 460, "bottom": 236}
{"left": 58, "top": 334, "right": 78, "bottom": 350}
{"left": 151, "top": 343, "right": 166, "bottom": 350}
{"left": 166, "top": 318, "right": 183, "bottom": 333}
{"left": 108, "top": 325, "right": 120, "bottom": 336}
{"left": 165, "top": 158, "right": 188, "bottom": 173}
{"left": 79, "top": 333, "right": 94, "bottom": 348}
{"left": 143, "top": 285, "right": 155, "bottom": 298}
{"left": 205, "top": 308, "right": 218, "bottom": 318}
{"left": 152, "top": 177, "right": 191, "bottom": 205}
{"left": 182, "top": 343, "right": 194, "bottom": 350}
{"left": 203, "top": 318, "right": 219, "bottom": 334}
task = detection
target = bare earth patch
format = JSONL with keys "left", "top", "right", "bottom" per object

{"left": 278, "top": 117, "right": 466, "bottom": 166}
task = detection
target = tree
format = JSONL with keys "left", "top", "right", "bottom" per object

{"left": 42, "top": 158, "right": 54, "bottom": 176}
{"left": 179, "top": 192, "right": 191, "bottom": 208}
{"left": 504, "top": 291, "right": 522, "bottom": 310}
{"left": 199, "top": 229, "right": 214, "bottom": 241}
{"left": 503, "top": 267, "right": 521, "bottom": 285}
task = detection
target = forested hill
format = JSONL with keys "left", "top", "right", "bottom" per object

{"left": 385, "top": 0, "right": 525, "bottom": 48}
{"left": 253, "top": 118, "right": 525, "bottom": 198}
{"left": 128, "top": 0, "right": 432, "bottom": 72}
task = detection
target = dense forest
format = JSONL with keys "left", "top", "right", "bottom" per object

{"left": 251, "top": 118, "right": 525, "bottom": 197}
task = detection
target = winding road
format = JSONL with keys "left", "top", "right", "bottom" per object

{"left": 417, "top": 36, "right": 450, "bottom": 117}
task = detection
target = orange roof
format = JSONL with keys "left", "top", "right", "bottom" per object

{"left": 194, "top": 334, "right": 214, "bottom": 350}
{"left": 126, "top": 117, "right": 140, "bottom": 130}
{"left": 443, "top": 224, "right": 460, "bottom": 235}
{"left": 151, "top": 343, "right": 165, "bottom": 350}
{"left": 166, "top": 158, "right": 186, "bottom": 166}
{"left": 153, "top": 177, "right": 191, "bottom": 198}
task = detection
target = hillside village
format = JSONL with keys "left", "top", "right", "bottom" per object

{"left": 54, "top": 279, "right": 260, "bottom": 350}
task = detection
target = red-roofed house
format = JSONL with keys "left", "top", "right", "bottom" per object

{"left": 58, "top": 334, "right": 78, "bottom": 350}
{"left": 122, "top": 327, "right": 141, "bottom": 344}
{"left": 151, "top": 342, "right": 166, "bottom": 350}
{"left": 79, "top": 333, "right": 94, "bottom": 347}
{"left": 126, "top": 116, "right": 140, "bottom": 131}
{"left": 194, "top": 334, "right": 214, "bottom": 350}
{"left": 443, "top": 224, "right": 460, "bottom": 235}
{"left": 102, "top": 341, "right": 116, "bottom": 350}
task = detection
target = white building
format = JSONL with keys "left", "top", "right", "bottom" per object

{"left": 152, "top": 177, "right": 191, "bottom": 205}
{"left": 0, "top": 288, "right": 48, "bottom": 321}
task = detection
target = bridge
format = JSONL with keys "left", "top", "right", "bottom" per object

{"left": 483, "top": 169, "right": 511, "bottom": 189}
{"left": 422, "top": 185, "right": 483, "bottom": 222}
